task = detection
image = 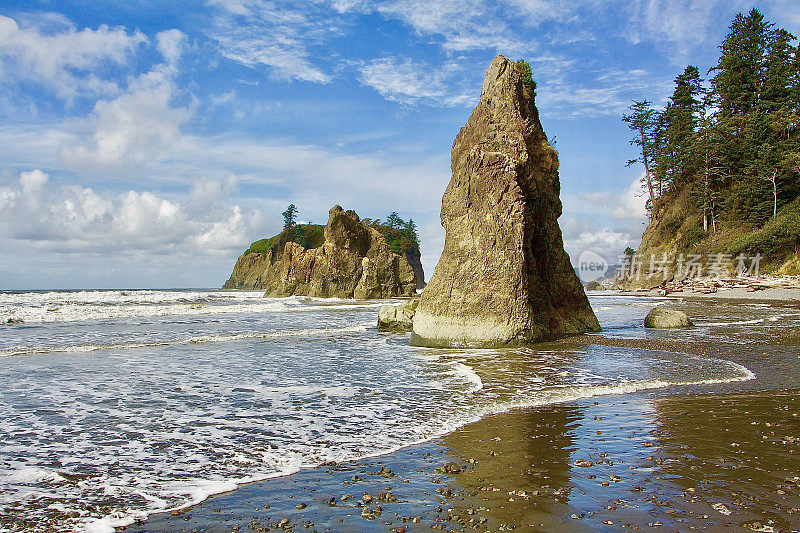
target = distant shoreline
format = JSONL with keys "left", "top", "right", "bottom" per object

{"left": 598, "top": 287, "right": 800, "bottom": 302}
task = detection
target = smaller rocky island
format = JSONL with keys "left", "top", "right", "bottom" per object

{"left": 224, "top": 205, "right": 423, "bottom": 299}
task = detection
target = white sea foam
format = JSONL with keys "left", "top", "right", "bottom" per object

{"left": 0, "top": 290, "right": 762, "bottom": 533}
{"left": 701, "top": 312, "right": 800, "bottom": 327}
{"left": 0, "top": 290, "right": 390, "bottom": 324}
{"left": 0, "top": 325, "right": 370, "bottom": 357}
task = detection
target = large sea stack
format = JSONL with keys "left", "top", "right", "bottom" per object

{"left": 411, "top": 55, "right": 600, "bottom": 347}
{"left": 224, "top": 206, "right": 421, "bottom": 298}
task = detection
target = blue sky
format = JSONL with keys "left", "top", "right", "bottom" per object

{"left": 1, "top": 0, "right": 798, "bottom": 289}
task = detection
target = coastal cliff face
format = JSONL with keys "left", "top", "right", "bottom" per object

{"left": 621, "top": 187, "right": 800, "bottom": 289}
{"left": 411, "top": 55, "right": 600, "bottom": 348}
{"left": 224, "top": 206, "right": 419, "bottom": 298}
{"left": 404, "top": 246, "right": 425, "bottom": 289}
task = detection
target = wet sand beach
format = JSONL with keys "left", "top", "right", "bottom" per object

{"left": 128, "top": 388, "right": 800, "bottom": 533}
{"left": 127, "top": 295, "right": 800, "bottom": 533}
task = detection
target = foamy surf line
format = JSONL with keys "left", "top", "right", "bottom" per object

{"left": 701, "top": 312, "right": 800, "bottom": 327}
{"left": 0, "top": 302, "right": 388, "bottom": 325}
{"left": 79, "top": 355, "right": 755, "bottom": 533}
{"left": 0, "top": 325, "right": 370, "bottom": 357}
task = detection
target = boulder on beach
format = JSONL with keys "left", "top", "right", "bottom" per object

{"left": 377, "top": 300, "right": 418, "bottom": 331}
{"left": 223, "top": 206, "right": 421, "bottom": 299}
{"left": 410, "top": 55, "right": 600, "bottom": 348}
{"left": 644, "top": 308, "right": 693, "bottom": 329}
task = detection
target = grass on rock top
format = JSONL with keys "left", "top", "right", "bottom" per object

{"left": 245, "top": 221, "right": 420, "bottom": 258}
{"left": 247, "top": 225, "right": 325, "bottom": 255}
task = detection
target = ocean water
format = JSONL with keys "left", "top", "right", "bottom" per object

{"left": 0, "top": 289, "right": 789, "bottom": 532}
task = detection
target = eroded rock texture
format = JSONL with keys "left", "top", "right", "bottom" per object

{"left": 411, "top": 56, "right": 600, "bottom": 347}
{"left": 224, "top": 206, "right": 419, "bottom": 298}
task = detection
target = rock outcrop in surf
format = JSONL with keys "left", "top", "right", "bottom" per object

{"left": 224, "top": 206, "right": 420, "bottom": 298}
{"left": 411, "top": 55, "right": 600, "bottom": 347}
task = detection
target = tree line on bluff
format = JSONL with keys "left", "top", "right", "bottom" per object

{"left": 624, "top": 8, "right": 800, "bottom": 261}
{"left": 245, "top": 204, "right": 420, "bottom": 257}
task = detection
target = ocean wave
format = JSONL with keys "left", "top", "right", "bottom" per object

{"left": 701, "top": 312, "right": 800, "bottom": 327}
{"left": 0, "top": 325, "right": 370, "bottom": 357}
{"left": 79, "top": 352, "right": 754, "bottom": 533}
{"left": 0, "top": 290, "right": 394, "bottom": 324}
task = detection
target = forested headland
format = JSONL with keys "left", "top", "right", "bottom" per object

{"left": 624, "top": 8, "right": 800, "bottom": 277}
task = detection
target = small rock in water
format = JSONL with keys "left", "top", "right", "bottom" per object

{"left": 711, "top": 502, "right": 732, "bottom": 515}
{"left": 377, "top": 466, "right": 395, "bottom": 478}
{"left": 377, "top": 301, "right": 417, "bottom": 332}
{"left": 436, "top": 462, "right": 462, "bottom": 474}
{"left": 644, "top": 308, "right": 693, "bottom": 329}
{"left": 296, "top": 503, "right": 306, "bottom": 510}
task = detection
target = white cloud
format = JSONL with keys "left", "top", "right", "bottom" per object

{"left": 375, "top": 0, "right": 527, "bottom": 53}
{"left": 155, "top": 29, "right": 187, "bottom": 66}
{"left": 560, "top": 175, "right": 650, "bottom": 264}
{"left": 358, "top": 58, "right": 475, "bottom": 105}
{"left": 58, "top": 36, "right": 191, "bottom": 169}
{"left": 0, "top": 14, "right": 146, "bottom": 100}
{"left": 536, "top": 64, "right": 673, "bottom": 118}
{"left": 564, "top": 226, "right": 638, "bottom": 263}
{"left": 208, "top": 0, "right": 332, "bottom": 83}
{"left": 19, "top": 169, "right": 48, "bottom": 196}
{"left": 611, "top": 176, "right": 649, "bottom": 220}
{"left": 626, "top": 0, "right": 749, "bottom": 50}
{"left": 0, "top": 170, "right": 271, "bottom": 255}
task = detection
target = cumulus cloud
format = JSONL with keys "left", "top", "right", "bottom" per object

{"left": 0, "top": 170, "right": 271, "bottom": 255}
{"left": 0, "top": 13, "right": 146, "bottom": 100}
{"left": 560, "top": 175, "right": 650, "bottom": 263}
{"left": 561, "top": 216, "right": 642, "bottom": 266}
{"left": 155, "top": 29, "right": 187, "bottom": 66}
{"left": 610, "top": 176, "right": 649, "bottom": 220}
{"left": 59, "top": 31, "right": 191, "bottom": 169}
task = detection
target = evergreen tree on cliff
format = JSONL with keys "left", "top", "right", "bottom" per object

{"left": 622, "top": 100, "right": 658, "bottom": 213}
{"left": 621, "top": 8, "right": 800, "bottom": 279}
{"left": 664, "top": 66, "right": 703, "bottom": 186}
{"left": 282, "top": 204, "right": 298, "bottom": 230}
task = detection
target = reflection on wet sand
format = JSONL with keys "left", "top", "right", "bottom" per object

{"left": 130, "top": 296, "right": 800, "bottom": 532}
{"left": 652, "top": 391, "right": 800, "bottom": 531}
{"left": 435, "top": 390, "right": 800, "bottom": 532}
{"left": 438, "top": 405, "right": 588, "bottom": 532}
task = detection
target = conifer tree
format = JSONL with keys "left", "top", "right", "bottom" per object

{"left": 403, "top": 219, "right": 419, "bottom": 245}
{"left": 386, "top": 212, "right": 402, "bottom": 228}
{"left": 622, "top": 100, "right": 658, "bottom": 212}
{"left": 664, "top": 66, "right": 703, "bottom": 185}
{"left": 282, "top": 204, "right": 298, "bottom": 230}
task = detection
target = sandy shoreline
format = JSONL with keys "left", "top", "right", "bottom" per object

{"left": 126, "top": 387, "right": 800, "bottom": 532}
{"left": 123, "top": 295, "right": 800, "bottom": 533}
{"left": 606, "top": 286, "right": 800, "bottom": 302}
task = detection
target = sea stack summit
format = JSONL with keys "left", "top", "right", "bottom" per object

{"left": 411, "top": 55, "right": 600, "bottom": 348}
